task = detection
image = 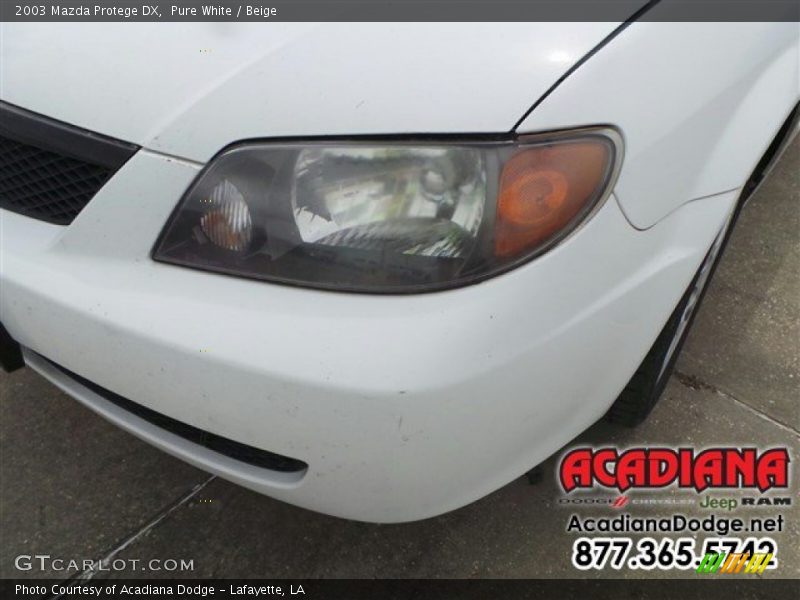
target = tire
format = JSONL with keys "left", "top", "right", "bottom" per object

{"left": 606, "top": 210, "right": 734, "bottom": 427}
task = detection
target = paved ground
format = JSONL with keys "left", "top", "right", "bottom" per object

{"left": 1, "top": 139, "right": 797, "bottom": 580}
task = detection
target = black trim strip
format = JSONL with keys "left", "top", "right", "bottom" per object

{"left": 39, "top": 354, "right": 308, "bottom": 474}
{"left": 0, "top": 101, "right": 139, "bottom": 169}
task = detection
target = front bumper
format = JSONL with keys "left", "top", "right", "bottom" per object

{"left": 0, "top": 149, "right": 737, "bottom": 522}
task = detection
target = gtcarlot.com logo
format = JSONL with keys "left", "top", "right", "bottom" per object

{"left": 14, "top": 554, "right": 195, "bottom": 573}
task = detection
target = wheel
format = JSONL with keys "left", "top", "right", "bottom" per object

{"left": 606, "top": 209, "right": 735, "bottom": 427}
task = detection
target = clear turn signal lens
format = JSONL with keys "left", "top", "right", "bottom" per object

{"left": 199, "top": 179, "right": 253, "bottom": 252}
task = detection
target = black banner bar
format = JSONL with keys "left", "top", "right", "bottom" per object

{"left": 1, "top": 1, "right": 799, "bottom": 22}
{"left": 3, "top": 579, "right": 800, "bottom": 600}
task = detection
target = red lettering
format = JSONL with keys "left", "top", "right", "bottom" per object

{"left": 592, "top": 449, "right": 617, "bottom": 487}
{"left": 725, "top": 449, "right": 756, "bottom": 487}
{"left": 757, "top": 448, "right": 789, "bottom": 491}
{"left": 647, "top": 449, "right": 679, "bottom": 487}
{"left": 560, "top": 448, "right": 592, "bottom": 492}
{"left": 616, "top": 449, "right": 647, "bottom": 492}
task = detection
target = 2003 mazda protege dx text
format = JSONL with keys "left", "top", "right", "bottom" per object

{"left": 0, "top": 18, "right": 798, "bottom": 522}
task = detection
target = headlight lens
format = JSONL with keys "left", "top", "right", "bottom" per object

{"left": 154, "top": 129, "right": 621, "bottom": 293}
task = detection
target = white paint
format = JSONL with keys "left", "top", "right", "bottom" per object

{"left": 517, "top": 21, "right": 800, "bottom": 227}
{"left": 1, "top": 150, "right": 737, "bottom": 522}
{"left": 2, "top": 20, "right": 797, "bottom": 522}
{"left": 0, "top": 22, "right": 621, "bottom": 161}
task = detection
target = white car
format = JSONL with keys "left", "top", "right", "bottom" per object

{"left": 1, "top": 20, "right": 798, "bottom": 522}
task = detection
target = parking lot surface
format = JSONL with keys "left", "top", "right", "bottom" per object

{"left": 1, "top": 140, "right": 797, "bottom": 580}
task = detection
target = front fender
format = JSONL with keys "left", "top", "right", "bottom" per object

{"left": 516, "top": 21, "right": 800, "bottom": 229}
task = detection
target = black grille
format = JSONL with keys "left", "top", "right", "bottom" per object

{"left": 0, "top": 102, "right": 139, "bottom": 225}
{"left": 0, "top": 136, "right": 115, "bottom": 224}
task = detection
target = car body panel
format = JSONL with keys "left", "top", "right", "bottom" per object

{"left": 1, "top": 19, "right": 796, "bottom": 522}
{"left": 0, "top": 149, "right": 737, "bottom": 522}
{"left": 517, "top": 21, "right": 800, "bottom": 228}
{"left": 0, "top": 22, "right": 625, "bottom": 162}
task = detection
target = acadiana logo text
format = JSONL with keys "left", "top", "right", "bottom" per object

{"left": 559, "top": 447, "right": 789, "bottom": 493}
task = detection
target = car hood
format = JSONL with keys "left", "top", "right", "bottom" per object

{"left": 2, "top": 22, "right": 626, "bottom": 163}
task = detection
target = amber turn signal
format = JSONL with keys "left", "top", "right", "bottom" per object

{"left": 495, "top": 139, "right": 612, "bottom": 258}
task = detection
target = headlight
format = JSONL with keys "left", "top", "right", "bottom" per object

{"left": 153, "top": 128, "right": 622, "bottom": 293}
